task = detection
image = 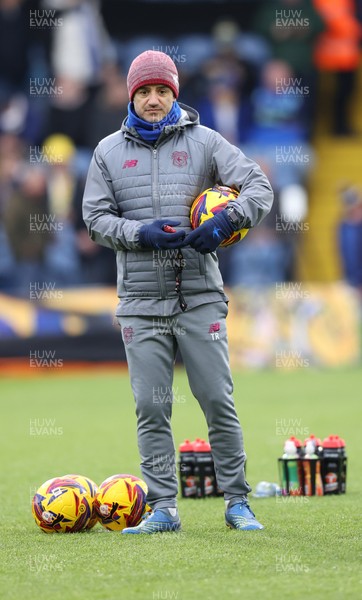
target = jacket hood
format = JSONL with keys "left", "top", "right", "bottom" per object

{"left": 177, "top": 103, "right": 200, "bottom": 126}
{"left": 121, "top": 102, "right": 200, "bottom": 137}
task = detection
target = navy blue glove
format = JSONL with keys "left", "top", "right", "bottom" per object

{"left": 139, "top": 219, "right": 186, "bottom": 249}
{"left": 181, "top": 210, "right": 234, "bottom": 254}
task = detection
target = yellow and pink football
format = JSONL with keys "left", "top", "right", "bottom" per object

{"left": 190, "top": 185, "right": 249, "bottom": 247}
{"left": 94, "top": 474, "right": 148, "bottom": 531}
{"left": 32, "top": 476, "right": 93, "bottom": 533}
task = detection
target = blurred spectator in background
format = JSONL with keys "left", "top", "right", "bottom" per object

{"left": 41, "top": 0, "right": 118, "bottom": 149}
{"left": 0, "top": 0, "right": 121, "bottom": 293}
{"left": 209, "top": 18, "right": 263, "bottom": 92}
{"left": 41, "top": 75, "right": 95, "bottom": 149}
{"left": 251, "top": 0, "right": 325, "bottom": 137}
{"left": 246, "top": 59, "right": 313, "bottom": 223}
{"left": 0, "top": 0, "right": 45, "bottom": 144}
{"left": 0, "top": 87, "right": 42, "bottom": 144}
{"left": 216, "top": 55, "right": 313, "bottom": 287}
{"left": 43, "top": 133, "right": 76, "bottom": 218}
{"left": 85, "top": 64, "right": 128, "bottom": 150}
{"left": 338, "top": 183, "right": 362, "bottom": 297}
{"left": 2, "top": 163, "right": 55, "bottom": 294}
{"left": 185, "top": 17, "right": 263, "bottom": 129}
{"left": 42, "top": 0, "right": 117, "bottom": 89}
{"left": 0, "top": 0, "right": 33, "bottom": 95}
{"left": 1, "top": 133, "right": 82, "bottom": 295}
{"left": 0, "top": 132, "right": 26, "bottom": 288}
{"left": 244, "top": 58, "right": 314, "bottom": 204}
{"left": 194, "top": 55, "right": 253, "bottom": 146}
{"left": 312, "top": 0, "right": 362, "bottom": 136}
{"left": 247, "top": 58, "right": 309, "bottom": 146}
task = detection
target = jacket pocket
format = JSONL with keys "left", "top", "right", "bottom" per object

{"left": 122, "top": 251, "right": 128, "bottom": 280}
{"left": 198, "top": 254, "right": 206, "bottom": 276}
{"left": 117, "top": 251, "right": 128, "bottom": 293}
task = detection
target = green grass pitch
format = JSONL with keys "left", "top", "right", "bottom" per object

{"left": 1, "top": 366, "right": 361, "bottom": 599}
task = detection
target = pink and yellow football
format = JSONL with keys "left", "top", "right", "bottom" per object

{"left": 32, "top": 476, "right": 93, "bottom": 533}
{"left": 190, "top": 185, "right": 249, "bottom": 247}
{"left": 94, "top": 474, "right": 148, "bottom": 531}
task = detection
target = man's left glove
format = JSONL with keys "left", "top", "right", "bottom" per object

{"left": 181, "top": 210, "right": 234, "bottom": 254}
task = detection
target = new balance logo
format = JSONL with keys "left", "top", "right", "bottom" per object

{"left": 209, "top": 322, "right": 220, "bottom": 340}
{"left": 122, "top": 159, "right": 138, "bottom": 169}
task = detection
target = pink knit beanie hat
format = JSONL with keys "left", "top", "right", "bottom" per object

{"left": 127, "top": 50, "right": 179, "bottom": 100}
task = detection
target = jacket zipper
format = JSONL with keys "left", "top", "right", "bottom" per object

{"left": 152, "top": 146, "right": 167, "bottom": 300}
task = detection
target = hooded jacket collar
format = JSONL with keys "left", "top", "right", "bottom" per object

{"left": 121, "top": 102, "right": 200, "bottom": 140}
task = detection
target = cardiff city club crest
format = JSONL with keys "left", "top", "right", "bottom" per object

{"left": 172, "top": 151, "right": 188, "bottom": 167}
{"left": 123, "top": 326, "right": 134, "bottom": 345}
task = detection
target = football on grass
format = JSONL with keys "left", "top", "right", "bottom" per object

{"left": 32, "top": 476, "right": 93, "bottom": 533}
{"left": 94, "top": 474, "right": 148, "bottom": 531}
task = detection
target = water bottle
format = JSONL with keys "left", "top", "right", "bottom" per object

{"left": 279, "top": 439, "right": 303, "bottom": 495}
{"left": 302, "top": 440, "right": 324, "bottom": 496}
{"left": 321, "top": 435, "right": 347, "bottom": 494}
{"left": 178, "top": 439, "right": 197, "bottom": 498}
{"left": 193, "top": 438, "right": 215, "bottom": 497}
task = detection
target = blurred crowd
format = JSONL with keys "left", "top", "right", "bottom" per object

{"left": 0, "top": 0, "right": 362, "bottom": 298}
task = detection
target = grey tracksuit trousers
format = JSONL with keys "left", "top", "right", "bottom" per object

{"left": 119, "top": 301, "right": 251, "bottom": 510}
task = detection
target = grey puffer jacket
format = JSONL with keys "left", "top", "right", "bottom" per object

{"left": 82, "top": 104, "right": 274, "bottom": 316}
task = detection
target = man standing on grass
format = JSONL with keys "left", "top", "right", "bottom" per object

{"left": 83, "top": 50, "right": 273, "bottom": 533}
